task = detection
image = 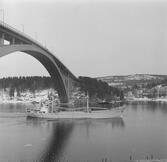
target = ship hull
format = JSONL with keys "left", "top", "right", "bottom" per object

{"left": 27, "top": 109, "right": 124, "bottom": 120}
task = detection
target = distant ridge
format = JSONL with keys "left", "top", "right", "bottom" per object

{"left": 96, "top": 74, "right": 167, "bottom": 87}
{"left": 96, "top": 74, "right": 167, "bottom": 79}
{"left": 96, "top": 74, "right": 167, "bottom": 80}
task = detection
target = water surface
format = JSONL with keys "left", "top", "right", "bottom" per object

{"left": 0, "top": 102, "right": 167, "bottom": 162}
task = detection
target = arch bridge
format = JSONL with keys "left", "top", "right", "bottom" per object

{"left": 0, "top": 21, "right": 78, "bottom": 104}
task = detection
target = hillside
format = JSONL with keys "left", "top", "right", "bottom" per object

{"left": 96, "top": 74, "right": 167, "bottom": 88}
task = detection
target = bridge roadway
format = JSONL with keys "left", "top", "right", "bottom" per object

{"left": 0, "top": 21, "right": 78, "bottom": 104}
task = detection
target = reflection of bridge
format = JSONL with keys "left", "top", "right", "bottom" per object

{"left": 0, "top": 21, "right": 77, "bottom": 103}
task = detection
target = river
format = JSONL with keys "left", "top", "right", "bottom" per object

{"left": 0, "top": 102, "right": 167, "bottom": 162}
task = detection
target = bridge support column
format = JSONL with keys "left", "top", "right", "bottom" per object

{"left": 66, "top": 75, "right": 74, "bottom": 104}
{"left": 67, "top": 78, "right": 73, "bottom": 100}
{"left": 11, "top": 37, "right": 15, "bottom": 45}
{"left": 0, "top": 33, "right": 5, "bottom": 45}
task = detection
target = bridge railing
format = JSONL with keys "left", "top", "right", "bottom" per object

{"left": 0, "top": 20, "right": 49, "bottom": 51}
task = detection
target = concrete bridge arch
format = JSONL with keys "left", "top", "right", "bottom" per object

{"left": 0, "top": 44, "right": 73, "bottom": 103}
{"left": 0, "top": 22, "right": 77, "bottom": 104}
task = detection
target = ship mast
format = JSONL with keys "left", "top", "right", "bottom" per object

{"left": 86, "top": 91, "right": 89, "bottom": 113}
{"left": 51, "top": 95, "right": 54, "bottom": 113}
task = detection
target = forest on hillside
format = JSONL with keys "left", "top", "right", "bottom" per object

{"left": 0, "top": 76, "right": 124, "bottom": 100}
{"left": 0, "top": 76, "right": 54, "bottom": 92}
{"left": 78, "top": 76, "right": 124, "bottom": 101}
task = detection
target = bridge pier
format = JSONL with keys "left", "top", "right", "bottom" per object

{"left": 63, "top": 73, "right": 75, "bottom": 102}
{"left": 11, "top": 37, "right": 15, "bottom": 45}
{"left": 0, "top": 33, "right": 5, "bottom": 45}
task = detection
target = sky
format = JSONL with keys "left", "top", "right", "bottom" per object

{"left": 0, "top": 0, "right": 167, "bottom": 77}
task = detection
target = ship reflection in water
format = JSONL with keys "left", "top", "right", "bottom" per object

{"left": 25, "top": 117, "right": 125, "bottom": 162}
{"left": 38, "top": 121, "right": 74, "bottom": 162}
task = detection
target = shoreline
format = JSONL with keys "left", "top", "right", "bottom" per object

{"left": 126, "top": 98, "right": 167, "bottom": 103}
{"left": 1, "top": 97, "right": 167, "bottom": 106}
{"left": 0, "top": 100, "right": 32, "bottom": 104}
{"left": 126, "top": 159, "right": 167, "bottom": 162}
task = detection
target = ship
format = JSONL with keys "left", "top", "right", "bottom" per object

{"left": 26, "top": 95, "right": 125, "bottom": 120}
{"left": 26, "top": 104, "right": 124, "bottom": 121}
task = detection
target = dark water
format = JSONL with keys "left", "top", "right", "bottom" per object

{"left": 0, "top": 102, "right": 167, "bottom": 162}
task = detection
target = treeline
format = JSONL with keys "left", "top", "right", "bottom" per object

{"left": 78, "top": 76, "right": 124, "bottom": 101}
{"left": 0, "top": 76, "right": 54, "bottom": 92}
{"left": 0, "top": 76, "right": 124, "bottom": 101}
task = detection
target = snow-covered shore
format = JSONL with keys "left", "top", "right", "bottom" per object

{"left": 129, "top": 97, "right": 167, "bottom": 102}
{"left": 0, "top": 89, "right": 58, "bottom": 104}
{"left": 0, "top": 99, "right": 32, "bottom": 104}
